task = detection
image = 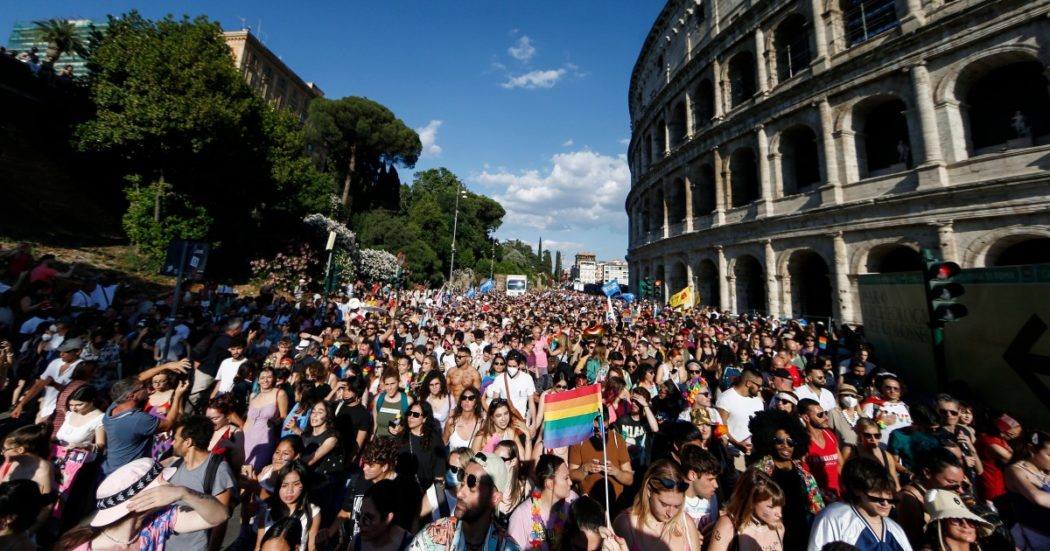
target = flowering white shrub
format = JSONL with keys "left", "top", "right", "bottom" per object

{"left": 249, "top": 242, "right": 321, "bottom": 295}
{"left": 303, "top": 213, "right": 357, "bottom": 251}
{"left": 357, "top": 248, "right": 400, "bottom": 283}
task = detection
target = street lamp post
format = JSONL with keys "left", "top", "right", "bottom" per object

{"left": 449, "top": 185, "right": 466, "bottom": 285}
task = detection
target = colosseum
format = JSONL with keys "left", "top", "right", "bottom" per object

{"left": 625, "top": 0, "right": 1050, "bottom": 324}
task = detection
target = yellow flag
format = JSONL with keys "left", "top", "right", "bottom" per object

{"left": 669, "top": 286, "right": 695, "bottom": 309}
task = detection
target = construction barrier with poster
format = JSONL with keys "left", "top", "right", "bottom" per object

{"left": 858, "top": 264, "right": 1050, "bottom": 427}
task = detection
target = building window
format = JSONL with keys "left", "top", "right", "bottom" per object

{"left": 843, "top": 0, "right": 899, "bottom": 47}
{"left": 727, "top": 52, "right": 757, "bottom": 109}
{"left": 729, "top": 148, "right": 760, "bottom": 207}
{"left": 966, "top": 61, "right": 1050, "bottom": 154}
{"left": 775, "top": 14, "right": 811, "bottom": 82}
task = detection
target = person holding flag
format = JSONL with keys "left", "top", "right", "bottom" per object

{"left": 567, "top": 406, "right": 633, "bottom": 511}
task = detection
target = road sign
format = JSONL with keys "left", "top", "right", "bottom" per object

{"left": 160, "top": 240, "right": 210, "bottom": 277}
{"left": 1003, "top": 314, "right": 1050, "bottom": 409}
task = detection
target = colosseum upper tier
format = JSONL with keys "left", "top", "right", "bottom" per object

{"left": 625, "top": 0, "right": 1050, "bottom": 323}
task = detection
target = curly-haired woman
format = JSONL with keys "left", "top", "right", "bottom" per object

{"left": 747, "top": 409, "right": 825, "bottom": 550}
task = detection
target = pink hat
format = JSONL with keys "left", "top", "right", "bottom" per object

{"left": 91, "top": 458, "right": 175, "bottom": 527}
{"left": 993, "top": 414, "right": 1020, "bottom": 435}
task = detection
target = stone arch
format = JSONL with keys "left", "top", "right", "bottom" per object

{"left": 964, "top": 226, "right": 1050, "bottom": 268}
{"left": 785, "top": 250, "right": 833, "bottom": 319}
{"left": 695, "top": 78, "right": 715, "bottom": 129}
{"left": 729, "top": 147, "right": 760, "bottom": 207}
{"left": 727, "top": 51, "right": 758, "bottom": 109}
{"left": 694, "top": 258, "right": 720, "bottom": 309}
{"left": 669, "top": 101, "right": 689, "bottom": 149}
{"left": 774, "top": 13, "right": 812, "bottom": 83}
{"left": 778, "top": 124, "right": 821, "bottom": 194}
{"left": 669, "top": 260, "right": 689, "bottom": 293}
{"left": 853, "top": 95, "right": 912, "bottom": 177}
{"left": 667, "top": 178, "right": 687, "bottom": 226}
{"left": 861, "top": 243, "right": 922, "bottom": 273}
{"left": 962, "top": 59, "right": 1050, "bottom": 154}
{"left": 732, "top": 254, "right": 766, "bottom": 314}
{"left": 693, "top": 163, "right": 716, "bottom": 215}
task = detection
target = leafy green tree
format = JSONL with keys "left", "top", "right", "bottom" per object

{"left": 122, "top": 178, "right": 211, "bottom": 269}
{"left": 305, "top": 96, "right": 421, "bottom": 217}
{"left": 542, "top": 250, "right": 553, "bottom": 278}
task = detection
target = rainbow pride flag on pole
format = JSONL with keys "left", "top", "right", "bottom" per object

{"left": 543, "top": 384, "right": 602, "bottom": 449}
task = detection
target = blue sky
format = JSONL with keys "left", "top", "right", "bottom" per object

{"left": 2, "top": 1, "right": 664, "bottom": 263}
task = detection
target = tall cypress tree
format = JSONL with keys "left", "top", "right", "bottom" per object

{"left": 554, "top": 250, "right": 562, "bottom": 280}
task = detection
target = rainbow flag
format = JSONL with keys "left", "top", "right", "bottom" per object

{"left": 818, "top": 335, "right": 828, "bottom": 350}
{"left": 543, "top": 384, "right": 602, "bottom": 449}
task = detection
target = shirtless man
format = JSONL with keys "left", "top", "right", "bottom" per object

{"left": 446, "top": 346, "right": 480, "bottom": 401}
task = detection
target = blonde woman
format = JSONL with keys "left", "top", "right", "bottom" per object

{"left": 707, "top": 468, "right": 786, "bottom": 551}
{"left": 612, "top": 459, "right": 701, "bottom": 551}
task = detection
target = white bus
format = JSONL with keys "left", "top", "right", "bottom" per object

{"left": 505, "top": 274, "right": 527, "bottom": 296}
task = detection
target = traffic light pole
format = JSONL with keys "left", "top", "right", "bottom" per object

{"left": 922, "top": 248, "right": 967, "bottom": 388}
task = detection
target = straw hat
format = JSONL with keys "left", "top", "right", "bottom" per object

{"left": 924, "top": 489, "right": 993, "bottom": 537}
{"left": 92, "top": 458, "right": 175, "bottom": 527}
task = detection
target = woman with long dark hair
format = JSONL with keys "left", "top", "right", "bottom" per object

{"left": 473, "top": 398, "right": 530, "bottom": 460}
{"left": 255, "top": 460, "right": 320, "bottom": 551}
{"left": 302, "top": 400, "right": 343, "bottom": 527}
{"left": 397, "top": 401, "right": 446, "bottom": 492}
{"left": 443, "top": 385, "right": 484, "bottom": 450}
{"left": 747, "top": 409, "right": 824, "bottom": 550}
{"left": 422, "top": 371, "right": 454, "bottom": 431}
{"left": 508, "top": 454, "right": 575, "bottom": 551}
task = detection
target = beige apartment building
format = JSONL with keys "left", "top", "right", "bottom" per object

{"left": 224, "top": 29, "right": 323, "bottom": 122}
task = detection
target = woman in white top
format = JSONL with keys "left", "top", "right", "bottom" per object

{"left": 443, "top": 385, "right": 483, "bottom": 450}
{"left": 422, "top": 371, "right": 454, "bottom": 430}
{"left": 55, "top": 385, "right": 106, "bottom": 450}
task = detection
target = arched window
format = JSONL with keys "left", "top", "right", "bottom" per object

{"left": 859, "top": 98, "right": 911, "bottom": 176}
{"left": 734, "top": 255, "right": 766, "bottom": 314}
{"left": 653, "top": 121, "right": 667, "bottom": 160}
{"left": 693, "top": 164, "right": 716, "bottom": 215}
{"left": 966, "top": 61, "right": 1050, "bottom": 153}
{"left": 988, "top": 236, "right": 1050, "bottom": 267}
{"left": 727, "top": 52, "right": 757, "bottom": 109}
{"left": 775, "top": 14, "right": 812, "bottom": 82}
{"left": 694, "top": 79, "right": 715, "bottom": 128}
{"left": 669, "top": 101, "right": 688, "bottom": 149}
{"left": 866, "top": 244, "right": 921, "bottom": 273}
{"left": 842, "top": 0, "right": 899, "bottom": 47}
{"left": 788, "top": 251, "right": 832, "bottom": 318}
{"left": 780, "top": 126, "right": 821, "bottom": 194}
{"left": 730, "top": 148, "right": 760, "bottom": 207}
{"left": 668, "top": 179, "right": 687, "bottom": 226}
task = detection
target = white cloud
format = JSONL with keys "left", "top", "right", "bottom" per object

{"left": 542, "top": 239, "right": 585, "bottom": 253}
{"left": 562, "top": 139, "right": 574, "bottom": 147}
{"left": 477, "top": 150, "right": 630, "bottom": 233}
{"left": 501, "top": 68, "right": 566, "bottom": 89}
{"left": 508, "top": 35, "right": 536, "bottom": 62}
{"left": 416, "top": 120, "right": 443, "bottom": 157}
{"left": 619, "top": 138, "right": 630, "bottom": 145}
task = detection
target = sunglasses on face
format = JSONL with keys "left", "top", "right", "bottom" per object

{"left": 939, "top": 408, "right": 959, "bottom": 416}
{"left": 461, "top": 394, "right": 477, "bottom": 402}
{"left": 865, "top": 494, "right": 898, "bottom": 506}
{"left": 407, "top": 410, "right": 424, "bottom": 418}
{"left": 863, "top": 432, "right": 882, "bottom": 439}
{"left": 649, "top": 477, "right": 689, "bottom": 492}
{"left": 812, "top": 411, "right": 828, "bottom": 418}
{"left": 773, "top": 436, "right": 796, "bottom": 447}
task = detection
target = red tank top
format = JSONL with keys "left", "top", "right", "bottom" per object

{"left": 806, "top": 429, "right": 841, "bottom": 498}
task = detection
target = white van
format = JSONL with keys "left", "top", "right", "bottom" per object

{"left": 505, "top": 274, "right": 527, "bottom": 296}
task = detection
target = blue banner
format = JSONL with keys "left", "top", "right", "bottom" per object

{"left": 601, "top": 279, "right": 620, "bottom": 297}
{"left": 618, "top": 293, "right": 636, "bottom": 303}
{"left": 479, "top": 278, "right": 495, "bottom": 293}
{"left": 465, "top": 286, "right": 477, "bottom": 299}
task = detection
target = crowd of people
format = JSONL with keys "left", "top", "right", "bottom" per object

{"left": 0, "top": 243, "right": 1046, "bottom": 551}
{"left": 0, "top": 46, "right": 76, "bottom": 86}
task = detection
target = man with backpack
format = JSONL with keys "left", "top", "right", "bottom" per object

{"left": 165, "top": 414, "right": 238, "bottom": 551}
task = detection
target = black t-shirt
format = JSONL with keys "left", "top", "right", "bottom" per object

{"left": 400, "top": 432, "right": 447, "bottom": 490}
{"left": 333, "top": 401, "right": 372, "bottom": 469}
{"left": 303, "top": 429, "right": 344, "bottom": 475}
{"left": 772, "top": 465, "right": 812, "bottom": 550}
{"left": 615, "top": 414, "right": 653, "bottom": 468}
{"left": 197, "top": 333, "right": 233, "bottom": 377}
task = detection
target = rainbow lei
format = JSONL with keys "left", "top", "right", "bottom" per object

{"left": 528, "top": 491, "right": 566, "bottom": 550}
{"left": 682, "top": 377, "right": 707, "bottom": 405}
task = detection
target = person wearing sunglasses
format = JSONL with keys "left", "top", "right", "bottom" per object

{"left": 862, "top": 374, "right": 911, "bottom": 446}
{"left": 843, "top": 419, "right": 902, "bottom": 492}
{"left": 935, "top": 394, "right": 982, "bottom": 483}
{"left": 897, "top": 448, "right": 968, "bottom": 547}
{"left": 409, "top": 453, "right": 520, "bottom": 551}
{"left": 611, "top": 459, "right": 700, "bottom": 551}
{"left": 809, "top": 456, "right": 910, "bottom": 551}
{"left": 748, "top": 409, "right": 824, "bottom": 549}
{"left": 444, "top": 386, "right": 484, "bottom": 451}
{"left": 920, "top": 488, "right": 995, "bottom": 551}
{"left": 708, "top": 468, "right": 786, "bottom": 551}
{"left": 798, "top": 399, "right": 844, "bottom": 501}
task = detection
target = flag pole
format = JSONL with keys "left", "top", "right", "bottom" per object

{"left": 598, "top": 410, "right": 612, "bottom": 527}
